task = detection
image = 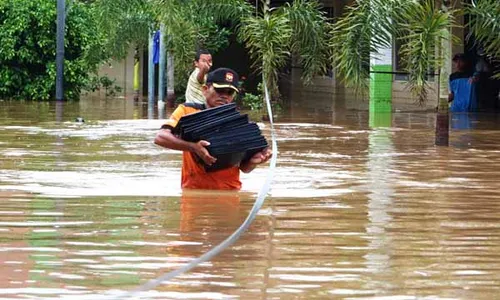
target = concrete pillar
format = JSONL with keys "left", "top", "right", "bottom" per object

{"left": 166, "top": 51, "right": 175, "bottom": 106}
{"left": 369, "top": 0, "right": 392, "bottom": 127}
{"left": 370, "top": 48, "right": 393, "bottom": 113}
{"left": 148, "top": 31, "right": 155, "bottom": 104}
{"left": 158, "top": 24, "right": 166, "bottom": 103}
{"left": 55, "top": 0, "right": 65, "bottom": 101}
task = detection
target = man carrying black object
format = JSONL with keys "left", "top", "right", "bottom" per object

{"left": 154, "top": 68, "right": 272, "bottom": 190}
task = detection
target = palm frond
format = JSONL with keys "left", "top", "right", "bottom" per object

{"left": 332, "top": 0, "right": 455, "bottom": 104}
{"left": 92, "top": 0, "right": 157, "bottom": 59}
{"left": 239, "top": 12, "right": 292, "bottom": 99}
{"left": 156, "top": 0, "right": 249, "bottom": 91}
{"left": 331, "top": 0, "right": 399, "bottom": 91}
{"left": 156, "top": 1, "right": 199, "bottom": 91}
{"left": 193, "top": 0, "right": 253, "bottom": 25}
{"left": 398, "top": 0, "right": 455, "bottom": 104}
{"left": 283, "top": 0, "right": 330, "bottom": 84}
{"left": 330, "top": 0, "right": 373, "bottom": 91}
{"left": 466, "top": 0, "right": 500, "bottom": 78}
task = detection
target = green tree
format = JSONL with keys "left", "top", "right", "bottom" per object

{"left": 91, "top": 0, "right": 156, "bottom": 61}
{"left": 331, "top": 0, "right": 500, "bottom": 104}
{"left": 238, "top": 0, "right": 330, "bottom": 101}
{"left": 156, "top": 0, "right": 251, "bottom": 93}
{"left": 0, "top": 0, "right": 103, "bottom": 100}
{"left": 331, "top": 0, "right": 455, "bottom": 104}
{"left": 93, "top": 0, "right": 249, "bottom": 95}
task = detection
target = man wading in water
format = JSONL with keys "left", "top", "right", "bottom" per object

{"left": 154, "top": 68, "right": 272, "bottom": 190}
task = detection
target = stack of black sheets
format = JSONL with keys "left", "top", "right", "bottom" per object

{"left": 172, "top": 103, "right": 268, "bottom": 172}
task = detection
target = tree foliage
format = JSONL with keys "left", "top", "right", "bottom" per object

{"left": 239, "top": 0, "right": 330, "bottom": 100}
{"left": 239, "top": 10, "right": 292, "bottom": 99}
{"left": 91, "top": 0, "right": 156, "bottom": 61}
{"left": 0, "top": 0, "right": 103, "bottom": 100}
{"left": 2, "top": 0, "right": 499, "bottom": 103}
{"left": 155, "top": 0, "right": 252, "bottom": 93}
{"left": 285, "top": 0, "right": 330, "bottom": 84}
{"left": 397, "top": 1, "right": 455, "bottom": 104}
{"left": 467, "top": 0, "right": 500, "bottom": 78}
{"left": 331, "top": 0, "right": 455, "bottom": 104}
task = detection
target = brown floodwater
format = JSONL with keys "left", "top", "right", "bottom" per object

{"left": 1, "top": 97, "right": 500, "bottom": 299}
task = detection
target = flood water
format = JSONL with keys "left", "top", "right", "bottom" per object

{"left": 1, "top": 97, "right": 500, "bottom": 299}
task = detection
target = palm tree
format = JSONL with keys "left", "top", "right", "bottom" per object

{"left": 331, "top": 0, "right": 455, "bottom": 104}
{"left": 239, "top": 0, "right": 330, "bottom": 101}
{"left": 332, "top": 0, "right": 500, "bottom": 104}
{"left": 156, "top": 0, "right": 253, "bottom": 92}
{"left": 91, "top": 0, "right": 250, "bottom": 93}
{"left": 91, "top": 0, "right": 157, "bottom": 61}
{"left": 91, "top": 0, "right": 330, "bottom": 103}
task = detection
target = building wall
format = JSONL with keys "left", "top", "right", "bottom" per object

{"left": 90, "top": 45, "right": 137, "bottom": 98}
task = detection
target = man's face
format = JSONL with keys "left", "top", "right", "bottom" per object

{"left": 203, "top": 84, "right": 236, "bottom": 108}
{"left": 453, "top": 59, "right": 465, "bottom": 71}
{"left": 195, "top": 54, "right": 212, "bottom": 68}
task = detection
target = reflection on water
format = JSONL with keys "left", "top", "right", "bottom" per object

{"left": 435, "top": 112, "right": 449, "bottom": 146}
{"left": 451, "top": 113, "right": 476, "bottom": 130}
{"left": 1, "top": 98, "right": 500, "bottom": 299}
{"left": 364, "top": 128, "right": 394, "bottom": 292}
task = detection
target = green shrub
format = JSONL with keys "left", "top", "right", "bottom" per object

{"left": 241, "top": 92, "right": 263, "bottom": 110}
{"left": 85, "top": 75, "right": 122, "bottom": 97}
{"left": 0, "top": 0, "right": 103, "bottom": 100}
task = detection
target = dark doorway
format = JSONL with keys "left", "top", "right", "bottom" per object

{"left": 464, "top": 5, "right": 500, "bottom": 111}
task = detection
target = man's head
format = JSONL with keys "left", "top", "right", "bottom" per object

{"left": 194, "top": 49, "right": 212, "bottom": 69}
{"left": 452, "top": 53, "right": 468, "bottom": 72}
{"left": 203, "top": 68, "right": 239, "bottom": 108}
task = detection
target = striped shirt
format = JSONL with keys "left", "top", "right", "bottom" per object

{"left": 185, "top": 68, "right": 206, "bottom": 105}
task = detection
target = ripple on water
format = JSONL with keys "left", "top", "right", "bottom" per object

{"left": 1, "top": 103, "right": 500, "bottom": 299}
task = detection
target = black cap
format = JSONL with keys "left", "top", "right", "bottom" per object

{"left": 452, "top": 53, "right": 466, "bottom": 62}
{"left": 206, "top": 68, "right": 239, "bottom": 93}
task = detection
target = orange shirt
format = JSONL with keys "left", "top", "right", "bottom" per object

{"left": 163, "top": 104, "right": 242, "bottom": 190}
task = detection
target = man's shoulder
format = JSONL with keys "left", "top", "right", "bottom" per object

{"left": 183, "top": 103, "right": 206, "bottom": 110}
{"left": 450, "top": 71, "right": 471, "bottom": 81}
{"left": 189, "top": 68, "right": 200, "bottom": 79}
{"left": 173, "top": 104, "right": 201, "bottom": 116}
{"left": 163, "top": 104, "right": 201, "bottom": 129}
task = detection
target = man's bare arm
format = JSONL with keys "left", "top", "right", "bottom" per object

{"left": 154, "top": 129, "right": 216, "bottom": 165}
{"left": 240, "top": 148, "right": 272, "bottom": 173}
{"left": 196, "top": 61, "right": 211, "bottom": 83}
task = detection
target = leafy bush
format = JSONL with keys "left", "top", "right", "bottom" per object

{"left": 241, "top": 93, "right": 263, "bottom": 110}
{"left": 0, "top": 0, "right": 103, "bottom": 100}
{"left": 85, "top": 75, "right": 122, "bottom": 97}
{"left": 242, "top": 81, "right": 284, "bottom": 112}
